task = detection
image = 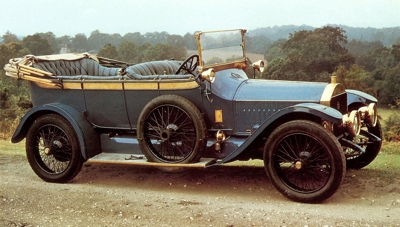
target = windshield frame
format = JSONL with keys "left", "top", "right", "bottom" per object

{"left": 195, "top": 29, "right": 247, "bottom": 73}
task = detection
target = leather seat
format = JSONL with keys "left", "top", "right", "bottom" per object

{"left": 33, "top": 58, "right": 121, "bottom": 76}
{"left": 125, "top": 60, "right": 181, "bottom": 77}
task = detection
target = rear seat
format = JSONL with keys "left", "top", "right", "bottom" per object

{"left": 33, "top": 58, "right": 122, "bottom": 77}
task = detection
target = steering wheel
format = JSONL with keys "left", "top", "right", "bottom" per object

{"left": 175, "top": 55, "right": 199, "bottom": 77}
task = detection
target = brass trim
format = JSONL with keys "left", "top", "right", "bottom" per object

{"left": 158, "top": 81, "right": 199, "bottom": 90}
{"left": 320, "top": 83, "right": 345, "bottom": 106}
{"left": 124, "top": 82, "right": 158, "bottom": 90}
{"left": 37, "top": 80, "right": 199, "bottom": 91}
{"left": 215, "top": 110, "right": 223, "bottom": 123}
{"left": 83, "top": 83, "right": 123, "bottom": 90}
{"left": 62, "top": 82, "right": 82, "bottom": 89}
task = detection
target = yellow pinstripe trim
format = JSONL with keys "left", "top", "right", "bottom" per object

{"left": 44, "top": 80, "right": 199, "bottom": 90}
{"left": 83, "top": 83, "right": 123, "bottom": 90}
{"left": 124, "top": 82, "right": 158, "bottom": 90}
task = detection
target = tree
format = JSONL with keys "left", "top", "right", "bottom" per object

{"left": 70, "top": 33, "right": 88, "bottom": 52}
{"left": 166, "top": 34, "right": 186, "bottom": 47}
{"left": 263, "top": 26, "right": 355, "bottom": 82}
{"left": 88, "top": 30, "right": 121, "bottom": 52}
{"left": 246, "top": 35, "right": 272, "bottom": 54}
{"left": 183, "top": 32, "right": 198, "bottom": 50}
{"left": 333, "top": 65, "right": 372, "bottom": 94}
{"left": 57, "top": 35, "right": 72, "bottom": 52}
{"left": 264, "top": 38, "right": 287, "bottom": 62}
{"left": 122, "top": 32, "right": 145, "bottom": 46}
{"left": 141, "top": 43, "right": 186, "bottom": 62}
{"left": 37, "top": 32, "right": 58, "bottom": 53}
{"left": 98, "top": 43, "right": 118, "bottom": 59}
{"left": 144, "top": 31, "right": 169, "bottom": 45}
{"left": 0, "top": 44, "right": 11, "bottom": 67}
{"left": 2, "top": 31, "right": 19, "bottom": 44}
{"left": 118, "top": 41, "right": 137, "bottom": 63}
{"left": 21, "top": 34, "right": 53, "bottom": 55}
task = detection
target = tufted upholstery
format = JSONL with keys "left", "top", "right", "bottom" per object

{"left": 125, "top": 60, "right": 181, "bottom": 77}
{"left": 33, "top": 58, "right": 122, "bottom": 77}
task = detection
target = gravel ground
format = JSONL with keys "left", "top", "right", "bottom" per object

{"left": 1, "top": 149, "right": 399, "bottom": 227}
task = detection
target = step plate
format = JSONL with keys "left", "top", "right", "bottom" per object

{"left": 88, "top": 153, "right": 216, "bottom": 168}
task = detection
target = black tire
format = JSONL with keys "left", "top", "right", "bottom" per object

{"left": 26, "top": 114, "right": 83, "bottom": 183}
{"left": 263, "top": 120, "right": 346, "bottom": 203}
{"left": 345, "top": 120, "right": 382, "bottom": 169}
{"left": 137, "top": 95, "right": 207, "bottom": 163}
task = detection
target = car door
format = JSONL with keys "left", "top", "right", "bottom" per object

{"left": 83, "top": 81, "right": 131, "bottom": 129}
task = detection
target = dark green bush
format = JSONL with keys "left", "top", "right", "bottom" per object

{"left": 383, "top": 113, "right": 400, "bottom": 142}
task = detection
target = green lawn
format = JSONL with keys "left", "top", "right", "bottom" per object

{"left": 379, "top": 108, "right": 399, "bottom": 124}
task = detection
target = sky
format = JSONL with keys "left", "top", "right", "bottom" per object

{"left": 1, "top": 0, "right": 399, "bottom": 38}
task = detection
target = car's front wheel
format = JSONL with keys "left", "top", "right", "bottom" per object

{"left": 263, "top": 120, "right": 346, "bottom": 203}
{"left": 26, "top": 114, "right": 83, "bottom": 183}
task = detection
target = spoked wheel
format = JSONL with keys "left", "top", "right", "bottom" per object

{"left": 137, "top": 95, "right": 207, "bottom": 163}
{"left": 175, "top": 54, "right": 199, "bottom": 77}
{"left": 345, "top": 120, "right": 382, "bottom": 169}
{"left": 264, "top": 120, "right": 345, "bottom": 203}
{"left": 26, "top": 114, "right": 83, "bottom": 183}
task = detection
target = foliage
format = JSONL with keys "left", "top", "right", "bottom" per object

{"left": 70, "top": 33, "right": 88, "bottom": 52}
{"left": 333, "top": 65, "right": 374, "bottom": 95}
{"left": 0, "top": 72, "right": 31, "bottom": 139}
{"left": 383, "top": 112, "right": 400, "bottom": 142}
{"left": 246, "top": 35, "right": 272, "bottom": 54}
{"left": 98, "top": 43, "right": 118, "bottom": 59}
{"left": 264, "top": 38, "right": 287, "bottom": 62}
{"left": 118, "top": 41, "right": 137, "bottom": 63}
{"left": 262, "top": 26, "right": 355, "bottom": 82}
{"left": 2, "top": 31, "right": 19, "bottom": 44}
{"left": 141, "top": 43, "right": 186, "bottom": 62}
{"left": 36, "top": 32, "right": 58, "bottom": 54}
{"left": 21, "top": 34, "right": 53, "bottom": 55}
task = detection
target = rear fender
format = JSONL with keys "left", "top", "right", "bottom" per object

{"left": 207, "top": 103, "right": 342, "bottom": 166}
{"left": 11, "top": 103, "right": 100, "bottom": 160}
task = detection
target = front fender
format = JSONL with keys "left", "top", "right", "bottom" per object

{"left": 346, "top": 89, "right": 378, "bottom": 106}
{"left": 207, "top": 103, "right": 342, "bottom": 166}
{"left": 11, "top": 103, "right": 100, "bottom": 160}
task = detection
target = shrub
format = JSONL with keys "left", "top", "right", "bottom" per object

{"left": 383, "top": 113, "right": 400, "bottom": 142}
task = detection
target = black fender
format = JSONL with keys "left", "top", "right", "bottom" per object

{"left": 346, "top": 89, "right": 378, "bottom": 106}
{"left": 207, "top": 103, "right": 343, "bottom": 166}
{"left": 11, "top": 103, "right": 100, "bottom": 160}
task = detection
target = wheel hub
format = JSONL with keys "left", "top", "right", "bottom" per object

{"left": 44, "top": 147, "right": 51, "bottom": 155}
{"left": 295, "top": 161, "right": 302, "bottom": 169}
{"left": 160, "top": 124, "right": 179, "bottom": 141}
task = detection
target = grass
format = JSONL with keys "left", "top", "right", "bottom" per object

{"left": 379, "top": 108, "right": 400, "bottom": 126}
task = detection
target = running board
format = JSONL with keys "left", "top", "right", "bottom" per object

{"left": 88, "top": 153, "right": 217, "bottom": 168}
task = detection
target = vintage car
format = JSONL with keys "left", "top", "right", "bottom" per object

{"left": 4, "top": 29, "right": 382, "bottom": 203}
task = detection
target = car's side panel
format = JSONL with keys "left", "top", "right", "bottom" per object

{"left": 207, "top": 103, "right": 343, "bottom": 166}
{"left": 11, "top": 103, "right": 101, "bottom": 160}
{"left": 83, "top": 82, "right": 130, "bottom": 129}
{"left": 29, "top": 82, "right": 86, "bottom": 113}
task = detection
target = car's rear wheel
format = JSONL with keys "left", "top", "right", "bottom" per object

{"left": 264, "top": 120, "right": 346, "bottom": 203}
{"left": 137, "top": 95, "right": 207, "bottom": 163}
{"left": 26, "top": 114, "right": 83, "bottom": 183}
{"left": 345, "top": 120, "right": 382, "bottom": 169}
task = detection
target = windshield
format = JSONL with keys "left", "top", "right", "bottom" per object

{"left": 196, "top": 29, "right": 247, "bottom": 72}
